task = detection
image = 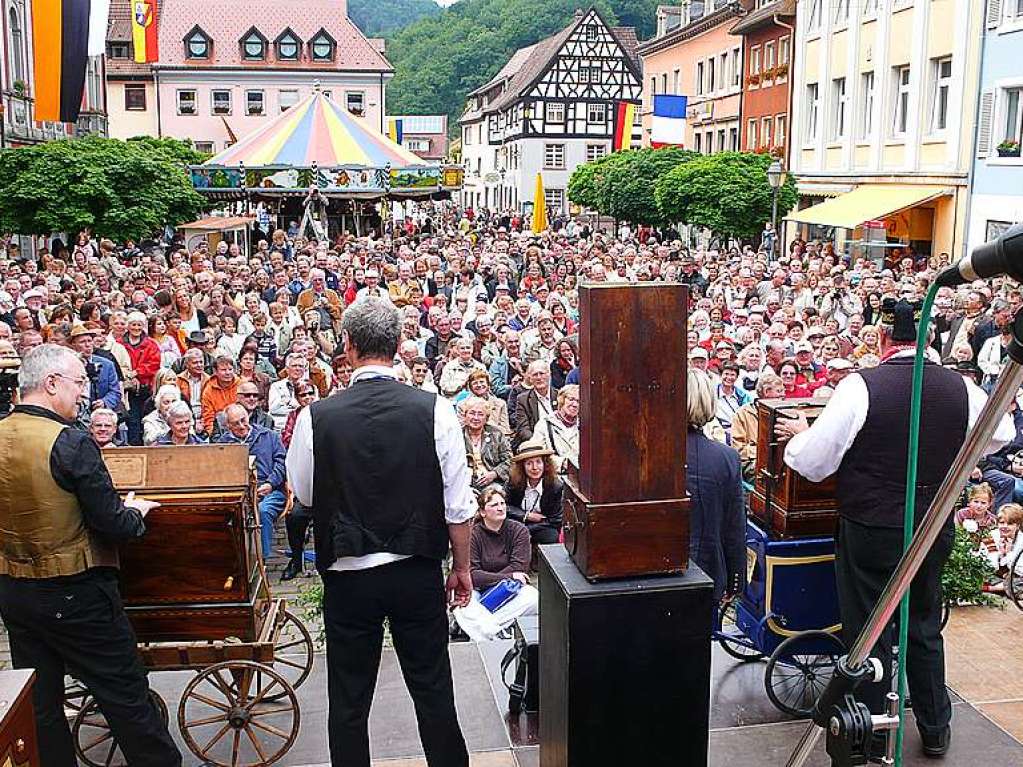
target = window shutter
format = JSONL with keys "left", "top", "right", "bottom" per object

{"left": 977, "top": 91, "right": 995, "bottom": 158}
{"left": 987, "top": 0, "right": 1002, "bottom": 29}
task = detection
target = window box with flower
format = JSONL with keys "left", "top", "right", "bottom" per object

{"left": 747, "top": 73, "right": 761, "bottom": 86}
{"left": 997, "top": 140, "right": 1021, "bottom": 158}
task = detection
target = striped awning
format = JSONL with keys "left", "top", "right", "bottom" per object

{"left": 204, "top": 91, "right": 426, "bottom": 169}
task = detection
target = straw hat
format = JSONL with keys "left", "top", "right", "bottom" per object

{"left": 512, "top": 438, "right": 555, "bottom": 462}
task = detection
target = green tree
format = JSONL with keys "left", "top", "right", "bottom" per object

{"left": 0, "top": 135, "right": 206, "bottom": 242}
{"left": 567, "top": 153, "right": 611, "bottom": 211}
{"left": 348, "top": 0, "right": 441, "bottom": 37}
{"left": 125, "top": 135, "right": 209, "bottom": 164}
{"left": 654, "top": 152, "right": 798, "bottom": 241}
{"left": 385, "top": 0, "right": 658, "bottom": 133}
{"left": 602, "top": 147, "right": 697, "bottom": 226}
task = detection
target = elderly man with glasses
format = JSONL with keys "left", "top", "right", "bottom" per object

{"left": 0, "top": 344, "right": 179, "bottom": 766}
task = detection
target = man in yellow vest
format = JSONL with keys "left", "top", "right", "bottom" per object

{"left": 0, "top": 344, "right": 180, "bottom": 766}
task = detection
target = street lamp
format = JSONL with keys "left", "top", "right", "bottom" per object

{"left": 766, "top": 159, "right": 787, "bottom": 259}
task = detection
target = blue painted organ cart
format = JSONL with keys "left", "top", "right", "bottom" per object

{"left": 714, "top": 398, "right": 845, "bottom": 717}
{"left": 716, "top": 521, "right": 845, "bottom": 716}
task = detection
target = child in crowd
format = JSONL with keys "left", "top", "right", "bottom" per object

{"left": 978, "top": 503, "right": 1023, "bottom": 593}
{"left": 955, "top": 482, "right": 997, "bottom": 532}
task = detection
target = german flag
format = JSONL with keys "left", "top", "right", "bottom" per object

{"left": 612, "top": 102, "right": 636, "bottom": 152}
{"left": 132, "top": 0, "right": 159, "bottom": 63}
{"left": 32, "top": 0, "right": 92, "bottom": 123}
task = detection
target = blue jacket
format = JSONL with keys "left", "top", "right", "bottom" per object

{"left": 217, "top": 424, "right": 287, "bottom": 491}
{"left": 88, "top": 354, "right": 121, "bottom": 411}
{"left": 488, "top": 355, "right": 516, "bottom": 398}
{"left": 685, "top": 429, "right": 746, "bottom": 601}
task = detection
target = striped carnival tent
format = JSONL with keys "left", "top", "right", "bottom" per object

{"left": 190, "top": 88, "right": 462, "bottom": 200}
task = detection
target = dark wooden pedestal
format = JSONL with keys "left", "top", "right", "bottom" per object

{"left": 538, "top": 545, "right": 714, "bottom": 767}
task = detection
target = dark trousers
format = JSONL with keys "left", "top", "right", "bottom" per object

{"left": 286, "top": 502, "right": 313, "bottom": 562}
{"left": 0, "top": 570, "right": 180, "bottom": 767}
{"left": 835, "top": 517, "right": 954, "bottom": 737}
{"left": 126, "top": 389, "right": 147, "bottom": 446}
{"left": 323, "top": 556, "right": 468, "bottom": 767}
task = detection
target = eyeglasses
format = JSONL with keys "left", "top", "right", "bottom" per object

{"left": 239, "top": 392, "right": 260, "bottom": 398}
{"left": 52, "top": 373, "right": 87, "bottom": 389}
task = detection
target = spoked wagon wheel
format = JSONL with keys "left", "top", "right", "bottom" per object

{"left": 764, "top": 630, "right": 845, "bottom": 717}
{"left": 178, "top": 660, "right": 300, "bottom": 767}
{"left": 1008, "top": 549, "right": 1023, "bottom": 611}
{"left": 72, "top": 691, "right": 168, "bottom": 767}
{"left": 717, "top": 599, "right": 765, "bottom": 663}
{"left": 266, "top": 610, "right": 315, "bottom": 701}
{"left": 64, "top": 677, "right": 90, "bottom": 718}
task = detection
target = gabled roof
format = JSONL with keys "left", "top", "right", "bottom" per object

{"left": 156, "top": 0, "right": 392, "bottom": 70}
{"left": 729, "top": 0, "right": 795, "bottom": 36}
{"left": 106, "top": 0, "right": 152, "bottom": 77}
{"left": 468, "top": 7, "right": 641, "bottom": 117}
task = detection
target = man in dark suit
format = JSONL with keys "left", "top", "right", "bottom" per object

{"left": 414, "top": 258, "right": 439, "bottom": 297}
{"left": 514, "top": 360, "right": 556, "bottom": 448}
{"left": 287, "top": 298, "right": 474, "bottom": 767}
{"left": 970, "top": 298, "right": 1012, "bottom": 359}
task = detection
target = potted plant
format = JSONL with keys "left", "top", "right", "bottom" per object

{"left": 12, "top": 79, "right": 26, "bottom": 96}
{"left": 747, "top": 73, "right": 761, "bottom": 86}
{"left": 941, "top": 524, "right": 1002, "bottom": 619}
{"left": 997, "top": 140, "right": 1021, "bottom": 158}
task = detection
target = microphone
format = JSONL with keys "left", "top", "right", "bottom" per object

{"left": 935, "top": 223, "right": 1023, "bottom": 288}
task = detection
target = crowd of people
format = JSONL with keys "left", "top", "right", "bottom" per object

{"left": 2, "top": 205, "right": 1022, "bottom": 597}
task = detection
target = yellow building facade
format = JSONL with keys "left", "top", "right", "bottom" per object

{"left": 788, "top": 0, "right": 983, "bottom": 261}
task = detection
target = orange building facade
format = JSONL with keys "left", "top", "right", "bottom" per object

{"left": 730, "top": 0, "right": 795, "bottom": 157}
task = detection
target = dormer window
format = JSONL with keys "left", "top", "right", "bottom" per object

{"left": 184, "top": 27, "right": 211, "bottom": 59}
{"left": 275, "top": 29, "right": 301, "bottom": 61}
{"left": 309, "top": 29, "right": 336, "bottom": 62}
{"left": 241, "top": 28, "right": 266, "bottom": 61}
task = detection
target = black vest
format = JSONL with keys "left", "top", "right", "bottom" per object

{"left": 310, "top": 377, "right": 448, "bottom": 572}
{"left": 836, "top": 357, "right": 968, "bottom": 528}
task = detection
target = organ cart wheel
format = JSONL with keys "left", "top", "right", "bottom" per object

{"left": 72, "top": 690, "right": 169, "bottom": 767}
{"left": 764, "top": 630, "right": 846, "bottom": 718}
{"left": 716, "top": 599, "right": 765, "bottom": 663}
{"left": 1008, "top": 549, "right": 1023, "bottom": 611}
{"left": 266, "top": 610, "right": 315, "bottom": 701}
{"left": 178, "top": 659, "right": 300, "bottom": 767}
{"left": 64, "top": 677, "right": 90, "bottom": 717}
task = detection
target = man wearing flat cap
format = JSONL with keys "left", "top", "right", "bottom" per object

{"left": 775, "top": 298, "right": 1015, "bottom": 760}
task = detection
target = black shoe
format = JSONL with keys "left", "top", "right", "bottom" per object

{"left": 449, "top": 620, "right": 470, "bottom": 643}
{"left": 280, "top": 558, "right": 302, "bottom": 582}
{"left": 920, "top": 725, "right": 951, "bottom": 758}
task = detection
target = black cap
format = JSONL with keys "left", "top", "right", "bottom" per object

{"left": 880, "top": 298, "right": 921, "bottom": 343}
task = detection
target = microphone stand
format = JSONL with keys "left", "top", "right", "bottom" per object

{"left": 785, "top": 310, "right": 1023, "bottom": 767}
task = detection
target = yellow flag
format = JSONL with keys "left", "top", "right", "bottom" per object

{"left": 531, "top": 173, "right": 546, "bottom": 234}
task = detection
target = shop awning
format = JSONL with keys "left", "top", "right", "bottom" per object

{"left": 786, "top": 184, "right": 951, "bottom": 229}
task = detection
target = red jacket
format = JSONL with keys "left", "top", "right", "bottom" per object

{"left": 120, "top": 335, "right": 162, "bottom": 388}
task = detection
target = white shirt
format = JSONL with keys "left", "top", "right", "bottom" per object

{"left": 522, "top": 479, "right": 543, "bottom": 517}
{"left": 354, "top": 286, "right": 395, "bottom": 306}
{"left": 784, "top": 349, "right": 1015, "bottom": 483}
{"left": 286, "top": 364, "right": 474, "bottom": 572}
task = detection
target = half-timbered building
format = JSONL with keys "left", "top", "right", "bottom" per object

{"left": 459, "top": 7, "right": 642, "bottom": 216}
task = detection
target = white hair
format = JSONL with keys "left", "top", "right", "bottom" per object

{"left": 155, "top": 384, "right": 182, "bottom": 408}
{"left": 165, "top": 401, "right": 192, "bottom": 421}
{"left": 18, "top": 344, "right": 81, "bottom": 395}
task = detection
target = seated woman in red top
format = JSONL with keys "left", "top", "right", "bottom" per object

{"left": 778, "top": 359, "right": 812, "bottom": 399}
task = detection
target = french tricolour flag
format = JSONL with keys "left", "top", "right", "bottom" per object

{"left": 650, "top": 95, "right": 687, "bottom": 148}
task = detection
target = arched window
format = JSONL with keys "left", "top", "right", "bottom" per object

{"left": 242, "top": 32, "right": 265, "bottom": 60}
{"left": 186, "top": 30, "right": 210, "bottom": 59}
{"left": 9, "top": 7, "right": 25, "bottom": 84}
{"left": 310, "top": 32, "right": 334, "bottom": 62}
{"left": 276, "top": 30, "right": 300, "bottom": 61}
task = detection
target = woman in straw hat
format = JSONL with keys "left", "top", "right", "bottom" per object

{"left": 505, "top": 438, "right": 564, "bottom": 546}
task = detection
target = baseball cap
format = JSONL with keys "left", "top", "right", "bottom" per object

{"left": 689, "top": 347, "right": 709, "bottom": 359}
{"left": 22, "top": 288, "right": 45, "bottom": 300}
{"left": 806, "top": 326, "right": 826, "bottom": 339}
{"left": 794, "top": 340, "right": 814, "bottom": 353}
{"left": 827, "top": 358, "right": 854, "bottom": 371}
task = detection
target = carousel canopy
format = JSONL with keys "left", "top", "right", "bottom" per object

{"left": 205, "top": 90, "right": 426, "bottom": 169}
